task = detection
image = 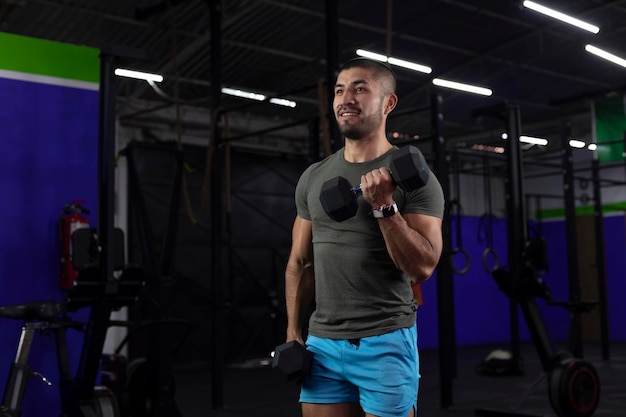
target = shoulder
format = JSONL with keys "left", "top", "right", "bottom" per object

{"left": 299, "top": 150, "right": 344, "bottom": 181}
{"left": 399, "top": 169, "right": 445, "bottom": 219}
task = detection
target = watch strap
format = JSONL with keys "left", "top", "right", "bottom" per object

{"left": 372, "top": 202, "right": 398, "bottom": 218}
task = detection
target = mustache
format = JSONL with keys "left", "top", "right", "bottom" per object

{"left": 337, "top": 106, "right": 360, "bottom": 114}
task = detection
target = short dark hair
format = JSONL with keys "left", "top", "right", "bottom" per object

{"left": 338, "top": 57, "right": 397, "bottom": 95}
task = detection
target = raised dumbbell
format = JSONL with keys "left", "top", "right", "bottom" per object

{"left": 319, "top": 145, "right": 430, "bottom": 222}
{"left": 272, "top": 341, "right": 313, "bottom": 383}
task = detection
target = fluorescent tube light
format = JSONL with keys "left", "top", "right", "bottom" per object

{"left": 269, "top": 98, "right": 297, "bottom": 108}
{"left": 569, "top": 139, "right": 586, "bottom": 148}
{"left": 432, "top": 78, "right": 493, "bottom": 96}
{"left": 114, "top": 68, "right": 163, "bottom": 82}
{"left": 585, "top": 44, "right": 626, "bottom": 68}
{"left": 520, "top": 135, "right": 548, "bottom": 146}
{"left": 356, "top": 49, "right": 388, "bottom": 62}
{"left": 522, "top": 1, "right": 599, "bottom": 34}
{"left": 588, "top": 143, "right": 597, "bottom": 151}
{"left": 221, "top": 88, "right": 297, "bottom": 108}
{"left": 356, "top": 49, "right": 432, "bottom": 74}
{"left": 502, "top": 133, "right": 548, "bottom": 146}
{"left": 387, "top": 57, "right": 432, "bottom": 74}
{"left": 221, "top": 87, "right": 265, "bottom": 101}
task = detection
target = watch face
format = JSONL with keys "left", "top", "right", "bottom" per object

{"left": 382, "top": 204, "right": 397, "bottom": 217}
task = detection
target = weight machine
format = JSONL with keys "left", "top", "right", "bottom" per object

{"left": 474, "top": 105, "right": 601, "bottom": 417}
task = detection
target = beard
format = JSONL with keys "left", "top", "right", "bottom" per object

{"left": 336, "top": 105, "right": 384, "bottom": 140}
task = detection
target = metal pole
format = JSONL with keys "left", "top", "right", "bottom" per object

{"left": 74, "top": 49, "right": 118, "bottom": 404}
{"left": 325, "top": 0, "right": 340, "bottom": 152}
{"left": 431, "top": 90, "right": 456, "bottom": 408}
{"left": 591, "top": 154, "right": 610, "bottom": 360}
{"left": 561, "top": 121, "right": 584, "bottom": 358}
{"left": 308, "top": 118, "right": 320, "bottom": 163}
{"left": 505, "top": 104, "right": 524, "bottom": 374}
{"left": 209, "top": 0, "right": 224, "bottom": 409}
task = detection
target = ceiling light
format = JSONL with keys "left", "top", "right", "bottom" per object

{"left": 269, "top": 98, "right": 297, "bottom": 108}
{"left": 432, "top": 78, "right": 493, "bottom": 96}
{"left": 502, "top": 133, "right": 548, "bottom": 146}
{"left": 387, "top": 57, "right": 432, "bottom": 74}
{"left": 221, "top": 87, "right": 265, "bottom": 101}
{"left": 588, "top": 143, "right": 597, "bottom": 151}
{"left": 221, "top": 88, "right": 298, "bottom": 108}
{"left": 356, "top": 49, "right": 432, "bottom": 74}
{"left": 585, "top": 44, "right": 626, "bottom": 68}
{"left": 522, "top": 1, "right": 600, "bottom": 34}
{"left": 356, "top": 49, "right": 387, "bottom": 62}
{"left": 520, "top": 135, "right": 548, "bottom": 146}
{"left": 114, "top": 68, "right": 163, "bottom": 82}
{"left": 569, "top": 139, "right": 586, "bottom": 148}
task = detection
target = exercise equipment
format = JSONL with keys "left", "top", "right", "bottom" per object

{"left": 448, "top": 200, "right": 470, "bottom": 274}
{"left": 272, "top": 341, "right": 313, "bottom": 383}
{"left": 0, "top": 301, "right": 118, "bottom": 417}
{"left": 448, "top": 153, "right": 470, "bottom": 274}
{"left": 478, "top": 156, "right": 500, "bottom": 274}
{"left": 476, "top": 349, "right": 520, "bottom": 377}
{"left": 478, "top": 214, "right": 500, "bottom": 274}
{"left": 100, "top": 317, "right": 192, "bottom": 417}
{"left": 548, "top": 354, "right": 599, "bottom": 417}
{"left": 124, "top": 143, "right": 190, "bottom": 417}
{"left": 319, "top": 145, "right": 430, "bottom": 221}
{"left": 476, "top": 262, "right": 600, "bottom": 417}
{"left": 0, "top": 259, "right": 143, "bottom": 417}
{"left": 474, "top": 103, "right": 600, "bottom": 417}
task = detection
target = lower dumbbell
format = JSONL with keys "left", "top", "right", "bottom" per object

{"left": 319, "top": 145, "right": 429, "bottom": 222}
{"left": 272, "top": 341, "right": 312, "bottom": 383}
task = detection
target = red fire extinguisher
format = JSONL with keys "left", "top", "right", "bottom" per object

{"left": 59, "top": 200, "right": 90, "bottom": 290}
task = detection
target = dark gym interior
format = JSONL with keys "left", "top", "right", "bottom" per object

{"left": 0, "top": 1, "right": 625, "bottom": 417}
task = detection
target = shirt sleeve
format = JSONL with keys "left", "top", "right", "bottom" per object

{"left": 401, "top": 169, "right": 445, "bottom": 219}
{"left": 295, "top": 166, "right": 313, "bottom": 221}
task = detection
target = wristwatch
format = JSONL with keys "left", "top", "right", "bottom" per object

{"left": 372, "top": 202, "right": 398, "bottom": 219}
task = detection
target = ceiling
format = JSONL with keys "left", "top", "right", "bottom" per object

{"left": 2, "top": 0, "right": 626, "bottom": 157}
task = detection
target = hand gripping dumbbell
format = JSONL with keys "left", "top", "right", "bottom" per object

{"left": 272, "top": 341, "right": 313, "bottom": 383}
{"left": 319, "top": 145, "right": 430, "bottom": 222}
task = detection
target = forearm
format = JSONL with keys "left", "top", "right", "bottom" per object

{"left": 377, "top": 213, "right": 442, "bottom": 283}
{"left": 285, "top": 261, "right": 315, "bottom": 342}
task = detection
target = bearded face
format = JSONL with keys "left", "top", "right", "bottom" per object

{"left": 333, "top": 67, "right": 390, "bottom": 141}
{"left": 336, "top": 100, "right": 385, "bottom": 140}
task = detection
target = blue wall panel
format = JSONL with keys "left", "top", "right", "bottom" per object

{"left": 418, "top": 215, "right": 514, "bottom": 350}
{"left": 417, "top": 213, "right": 624, "bottom": 353}
{"left": 602, "top": 214, "right": 626, "bottom": 341}
{"left": 0, "top": 76, "right": 98, "bottom": 416}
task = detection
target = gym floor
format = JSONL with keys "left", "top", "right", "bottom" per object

{"left": 173, "top": 341, "right": 626, "bottom": 417}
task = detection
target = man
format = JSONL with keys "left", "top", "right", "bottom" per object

{"left": 284, "top": 57, "right": 444, "bottom": 417}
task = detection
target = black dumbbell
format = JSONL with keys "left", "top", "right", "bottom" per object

{"left": 319, "top": 145, "right": 430, "bottom": 222}
{"left": 272, "top": 341, "right": 312, "bottom": 383}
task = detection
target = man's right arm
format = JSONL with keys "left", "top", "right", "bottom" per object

{"left": 285, "top": 215, "right": 315, "bottom": 345}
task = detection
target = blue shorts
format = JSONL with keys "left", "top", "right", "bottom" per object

{"left": 300, "top": 325, "right": 419, "bottom": 417}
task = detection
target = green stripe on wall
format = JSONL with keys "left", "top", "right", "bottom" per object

{"left": 538, "top": 201, "right": 626, "bottom": 219}
{"left": 0, "top": 32, "right": 98, "bottom": 83}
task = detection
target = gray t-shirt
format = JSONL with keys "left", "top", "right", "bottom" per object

{"left": 295, "top": 146, "right": 445, "bottom": 339}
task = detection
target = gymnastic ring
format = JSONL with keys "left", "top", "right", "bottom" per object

{"left": 482, "top": 247, "right": 500, "bottom": 274}
{"left": 451, "top": 247, "right": 470, "bottom": 275}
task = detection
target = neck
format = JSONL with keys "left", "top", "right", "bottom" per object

{"left": 343, "top": 135, "right": 393, "bottom": 163}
